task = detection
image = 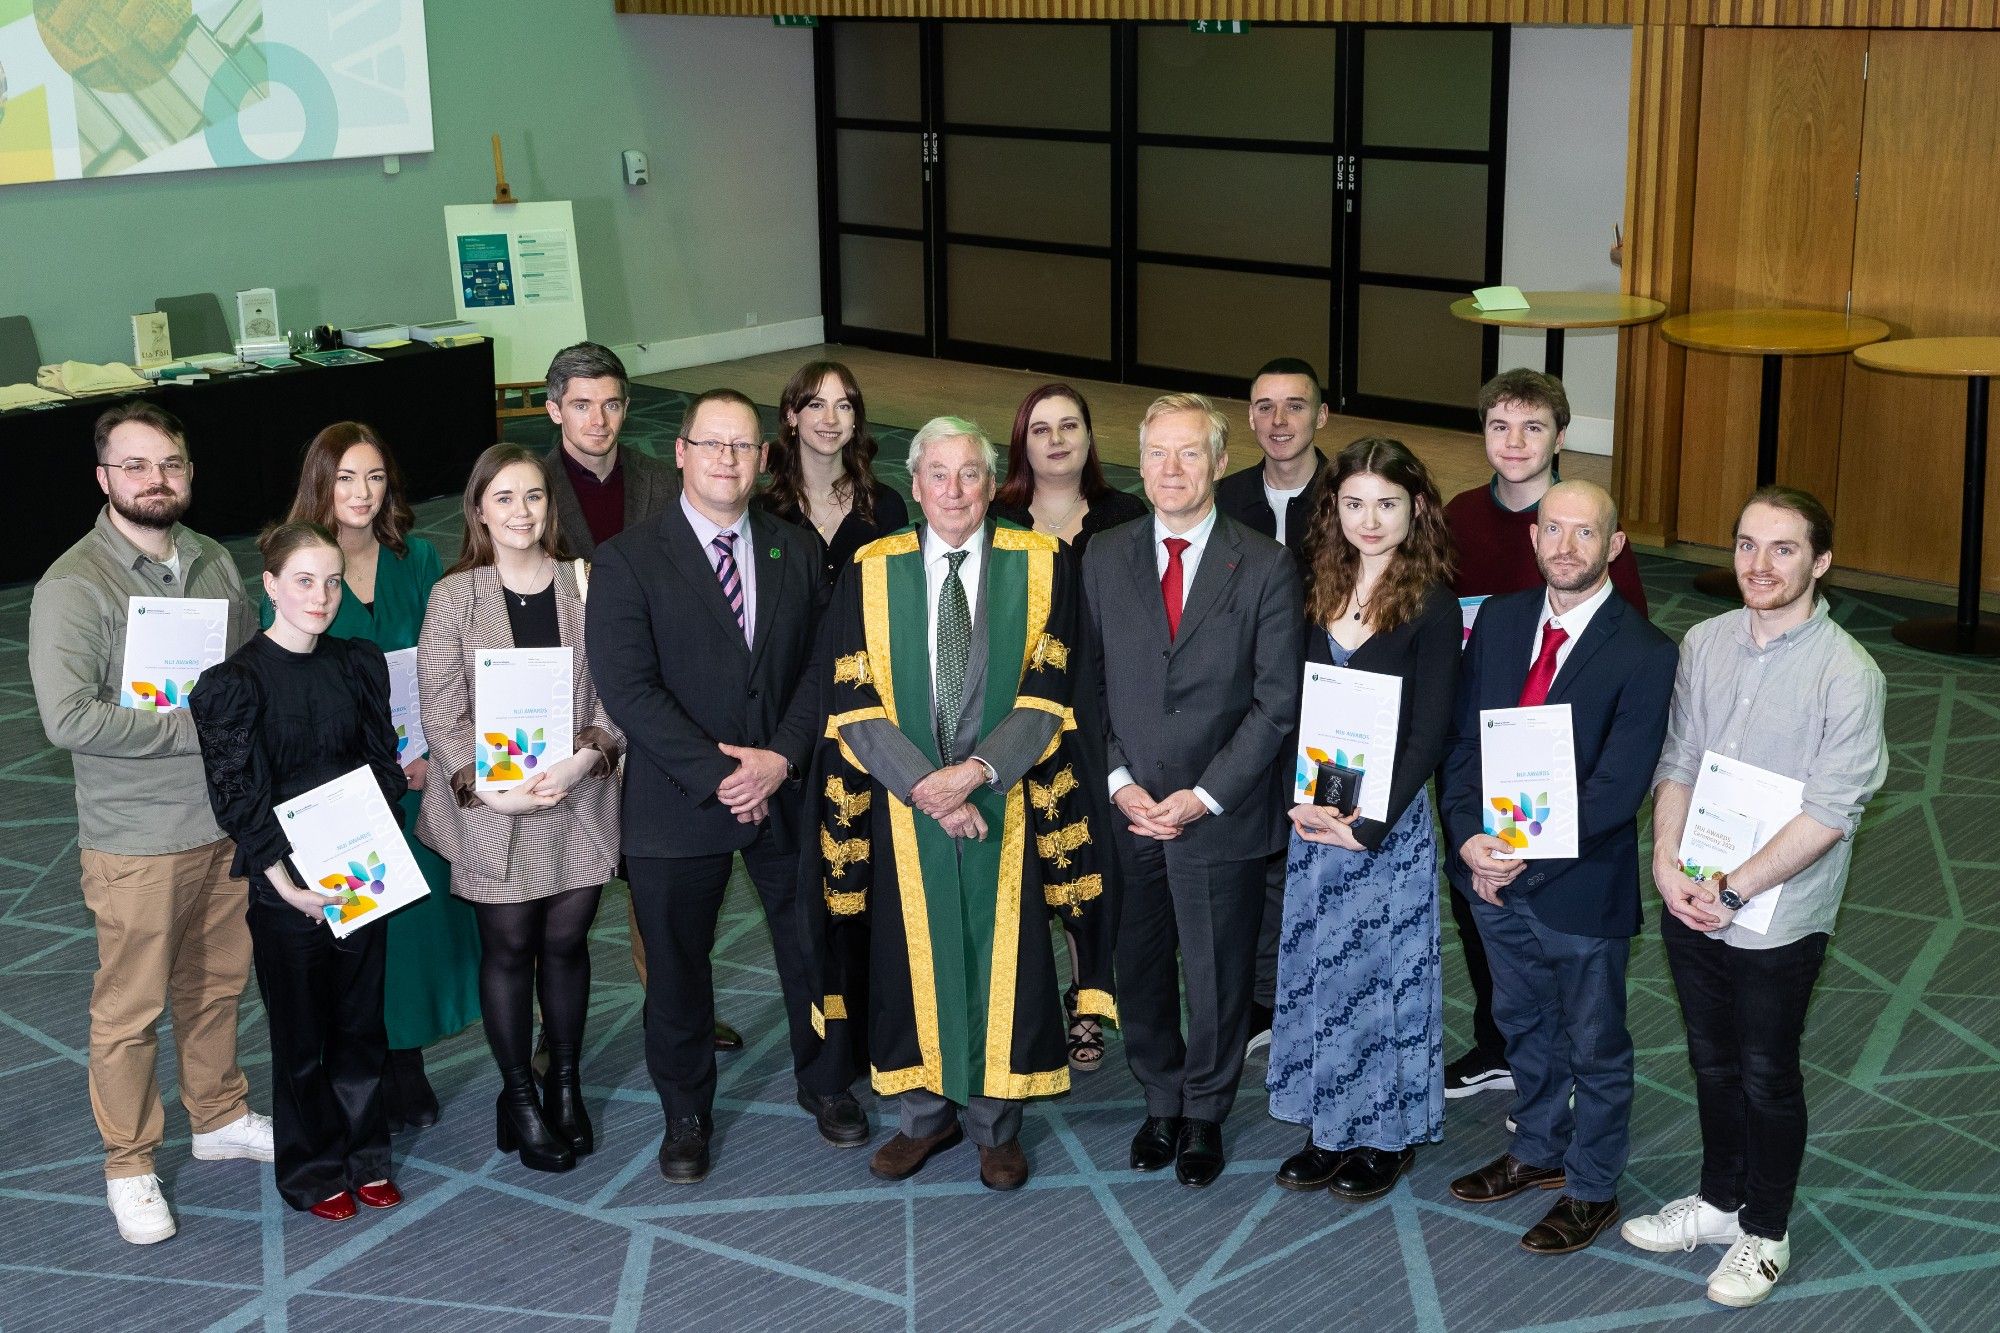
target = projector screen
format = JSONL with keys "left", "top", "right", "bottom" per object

{"left": 0, "top": 0, "right": 433, "bottom": 186}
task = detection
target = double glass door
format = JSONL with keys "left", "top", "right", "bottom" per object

{"left": 817, "top": 20, "right": 1506, "bottom": 427}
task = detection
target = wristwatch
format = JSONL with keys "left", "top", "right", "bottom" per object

{"left": 1714, "top": 872, "right": 1745, "bottom": 912}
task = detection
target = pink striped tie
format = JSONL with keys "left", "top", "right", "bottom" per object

{"left": 712, "top": 531, "right": 746, "bottom": 638}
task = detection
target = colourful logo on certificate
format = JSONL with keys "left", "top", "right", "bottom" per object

{"left": 318, "top": 851, "right": 386, "bottom": 924}
{"left": 1679, "top": 858, "right": 1723, "bottom": 882}
{"left": 478, "top": 727, "right": 546, "bottom": 782}
{"left": 395, "top": 724, "right": 410, "bottom": 759}
{"left": 1298, "top": 746, "right": 1364, "bottom": 799}
{"left": 1485, "top": 791, "right": 1552, "bottom": 849}
{"left": 125, "top": 679, "right": 195, "bottom": 711}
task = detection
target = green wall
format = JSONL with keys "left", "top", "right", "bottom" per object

{"left": 3, "top": 5, "right": 821, "bottom": 366}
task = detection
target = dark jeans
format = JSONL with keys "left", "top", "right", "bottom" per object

{"left": 1469, "top": 897, "right": 1633, "bottom": 1202}
{"left": 246, "top": 897, "right": 390, "bottom": 1210}
{"left": 1662, "top": 911, "right": 1829, "bottom": 1239}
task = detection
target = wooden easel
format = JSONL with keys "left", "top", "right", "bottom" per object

{"left": 491, "top": 134, "right": 517, "bottom": 205}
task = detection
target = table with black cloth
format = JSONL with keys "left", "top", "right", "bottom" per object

{"left": 3, "top": 341, "right": 494, "bottom": 585}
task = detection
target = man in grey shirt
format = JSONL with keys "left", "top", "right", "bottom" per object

{"left": 1624, "top": 485, "right": 1886, "bottom": 1308}
{"left": 29, "top": 402, "right": 269, "bottom": 1247}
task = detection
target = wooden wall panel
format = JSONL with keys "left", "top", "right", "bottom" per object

{"left": 1673, "top": 28, "right": 1865, "bottom": 551}
{"left": 1614, "top": 22, "right": 1703, "bottom": 548}
{"left": 1836, "top": 31, "right": 2000, "bottom": 590}
{"left": 616, "top": 0, "right": 2000, "bottom": 24}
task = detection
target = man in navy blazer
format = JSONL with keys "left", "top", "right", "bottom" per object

{"left": 1439, "top": 480, "right": 1676, "bottom": 1255}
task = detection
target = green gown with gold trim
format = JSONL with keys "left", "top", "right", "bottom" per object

{"left": 803, "top": 521, "right": 1116, "bottom": 1104}
{"left": 262, "top": 536, "right": 482, "bottom": 1048}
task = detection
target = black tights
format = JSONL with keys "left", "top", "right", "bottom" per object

{"left": 473, "top": 885, "right": 604, "bottom": 1070}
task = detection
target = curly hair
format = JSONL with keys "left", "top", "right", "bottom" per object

{"left": 762, "top": 361, "right": 881, "bottom": 526}
{"left": 1301, "top": 437, "right": 1455, "bottom": 632}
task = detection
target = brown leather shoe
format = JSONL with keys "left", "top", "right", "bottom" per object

{"left": 1521, "top": 1195, "right": 1621, "bottom": 1255}
{"left": 1449, "top": 1153, "right": 1567, "bottom": 1203}
{"left": 869, "top": 1125, "right": 964, "bottom": 1182}
{"left": 978, "top": 1139, "right": 1029, "bottom": 1192}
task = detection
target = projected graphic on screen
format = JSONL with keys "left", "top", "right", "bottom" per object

{"left": 0, "top": 0, "right": 432, "bottom": 186}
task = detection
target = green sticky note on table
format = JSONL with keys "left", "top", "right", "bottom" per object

{"left": 1472, "top": 285, "right": 1530, "bottom": 312}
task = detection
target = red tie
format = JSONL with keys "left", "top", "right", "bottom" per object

{"left": 1162, "top": 537, "right": 1190, "bottom": 640}
{"left": 1518, "top": 621, "right": 1569, "bottom": 707}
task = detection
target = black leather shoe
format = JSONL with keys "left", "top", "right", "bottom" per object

{"left": 1129, "top": 1116, "right": 1182, "bottom": 1172}
{"left": 1276, "top": 1141, "right": 1347, "bottom": 1192}
{"left": 1330, "top": 1146, "right": 1415, "bottom": 1202}
{"left": 713, "top": 1021, "right": 743, "bottom": 1052}
{"left": 1175, "top": 1118, "right": 1225, "bottom": 1188}
{"left": 658, "top": 1114, "right": 713, "bottom": 1184}
{"left": 1521, "top": 1195, "right": 1621, "bottom": 1255}
{"left": 799, "top": 1088, "right": 870, "bottom": 1148}
{"left": 1449, "top": 1152, "right": 1566, "bottom": 1203}
{"left": 495, "top": 1066, "right": 574, "bottom": 1174}
{"left": 388, "top": 1047, "right": 440, "bottom": 1130}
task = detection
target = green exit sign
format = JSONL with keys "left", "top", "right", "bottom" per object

{"left": 772, "top": 14, "right": 819, "bottom": 26}
{"left": 1189, "top": 20, "right": 1251, "bottom": 34}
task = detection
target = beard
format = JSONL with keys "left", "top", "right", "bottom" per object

{"left": 1537, "top": 553, "right": 1608, "bottom": 594}
{"left": 110, "top": 486, "right": 190, "bottom": 531}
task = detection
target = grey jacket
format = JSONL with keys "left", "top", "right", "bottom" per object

{"left": 544, "top": 443, "right": 678, "bottom": 559}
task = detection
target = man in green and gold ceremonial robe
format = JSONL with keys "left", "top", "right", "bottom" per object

{"left": 802, "top": 416, "right": 1116, "bottom": 1192}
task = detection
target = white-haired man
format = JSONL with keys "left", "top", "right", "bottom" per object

{"left": 803, "top": 417, "right": 1116, "bottom": 1192}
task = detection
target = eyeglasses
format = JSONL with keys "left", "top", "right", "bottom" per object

{"left": 109, "top": 457, "right": 189, "bottom": 479}
{"left": 684, "top": 439, "right": 762, "bottom": 458}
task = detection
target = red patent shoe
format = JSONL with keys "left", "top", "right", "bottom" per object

{"left": 309, "top": 1190, "right": 357, "bottom": 1221}
{"left": 354, "top": 1179, "right": 402, "bottom": 1210}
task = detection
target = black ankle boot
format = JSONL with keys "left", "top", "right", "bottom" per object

{"left": 495, "top": 1065, "right": 575, "bottom": 1173}
{"left": 388, "top": 1047, "right": 440, "bottom": 1130}
{"left": 543, "top": 1044, "right": 594, "bottom": 1156}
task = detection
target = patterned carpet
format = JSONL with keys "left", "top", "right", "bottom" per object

{"left": 2, "top": 388, "right": 1997, "bottom": 1330}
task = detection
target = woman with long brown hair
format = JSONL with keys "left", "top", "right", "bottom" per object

{"left": 269, "top": 422, "right": 479, "bottom": 1134}
{"left": 416, "top": 445, "right": 623, "bottom": 1173}
{"left": 756, "top": 360, "right": 909, "bottom": 584}
{"left": 1265, "top": 437, "right": 1461, "bottom": 1204}
{"left": 990, "top": 383, "right": 1146, "bottom": 558}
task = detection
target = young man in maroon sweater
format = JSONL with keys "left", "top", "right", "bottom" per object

{"left": 1439, "top": 369, "right": 1648, "bottom": 1103}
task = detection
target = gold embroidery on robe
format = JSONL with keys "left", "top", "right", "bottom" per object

{"left": 823, "top": 880, "right": 866, "bottom": 916}
{"left": 820, "top": 827, "right": 869, "bottom": 879}
{"left": 1036, "top": 819, "right": 1092, "bottom": 870}
{"left": 1028, "top": 632, "right": 1069, "bottom": 673}
{"left": 833, "top": 650, "right": 872, "bottom": 687}
{"left": 1027, "top": 765, "right": 1078, "bottom": 820}
{"left": 824, "top": 776, "right": 872, "bottom": 828}
{"left": 1043, "top": 873, "right": 1103, "bottom": 917}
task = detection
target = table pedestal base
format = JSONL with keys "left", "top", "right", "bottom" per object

{"left": 1891, "top": 618, "right": 2000, "bottom": 657}
{"left": 1894, "top": 375, "right": 1994, "bottom": 656}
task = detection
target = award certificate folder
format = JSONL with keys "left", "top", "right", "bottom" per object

{"left": 1675, "top": 751, "right": 1806, "bottom": 935}
{"left": 1293, "top": 661, "right": 1403, "bottom": 821}
{"left": 119, "top": 598, "right": 229, "bottom": 710}
{"left": 474, "top": 648, "right": 574, "bottom": 791}
{"left": 276, "top": 766, "right": 429, "bottom": 939}
{"left": 1458, "top": 596, "right": 1489, "bottom": 649}
{"left": 1479, "top": 704, "right": 1579, "bottom": 859}
{"left": 385, "top": 648, "right": 425, "bottom": 763}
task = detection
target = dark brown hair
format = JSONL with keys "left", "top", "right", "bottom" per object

{"left": 1476, "top": 368, "right": 1571, "bottom": 434}
{"left": 285, "top": 421, "right": 415, "bottom": 557}
{"left": 993, "top": 384, "right": 1112, "bottom": 511}
{"left": 445, "top": 444, "right": 570, "bottom": 576}
{"left": 94, "top": 401, "right": 187, "bottom": 463}
{"left": 1741, "top": 484, "right": 1834, "bottom": 559}
{"left": 762, "top": 362, "right": 880, "bottom": 526}
{"left": 1302, "top": 437, "right": 1455, "bottom": 632}
{"left": 257, "top": 520, "right": 340, "bottom": 579}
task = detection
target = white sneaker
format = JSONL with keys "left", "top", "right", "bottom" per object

{"left": 1621, "top": 1194, "right": 1745, "bottom": 1252}
{"left": 192, "top": 1110, "right": 276, "bottom": 1163}
{"left": 1707, "top": 1232, "right": 1789, "bottom": 1307}
{"left": 107, "top": 1173, "right": 177, "bottom": 1245}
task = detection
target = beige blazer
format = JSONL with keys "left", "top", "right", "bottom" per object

{"left": 415, "top": 562, "right": 624, "bottom": 902}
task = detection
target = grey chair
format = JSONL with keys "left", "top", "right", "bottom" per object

{"left": 153, "top": 294, "right": 232, "bottom": 357}
{"left": 0, "top": 316, "right": 41, "bottom": 385}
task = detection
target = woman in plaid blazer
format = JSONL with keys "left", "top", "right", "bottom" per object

{"left": 417, "top": 445, "right": 623, "bottom": 1174}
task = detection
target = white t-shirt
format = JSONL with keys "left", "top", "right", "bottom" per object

{"left": 1265, "top": 482, "right": 1308, "bottom": 546}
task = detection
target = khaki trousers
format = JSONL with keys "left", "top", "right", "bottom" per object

{"left": 80, "top": 839, "right": 254, "bottom": 1179}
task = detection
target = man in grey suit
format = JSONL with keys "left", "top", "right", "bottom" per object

{"left": 808, "top": 416, "right": 1116, "bottom": 1192}
{"left": 1084, "top": 392, "right": 1303, "bottom": 1187}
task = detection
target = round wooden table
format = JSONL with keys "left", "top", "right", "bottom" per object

{"left": 1852, "top": 336, "right": 2000, "bottom": 656}
{"left": 1449, "top": 291, "right": 1667, "bottom": 381}
{"left": 1660, "top": 308, "right": 1891, "bottom": 597}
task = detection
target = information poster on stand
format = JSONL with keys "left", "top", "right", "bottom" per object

{"left": 443, "top": 201, "right": 588, "bottom": 382}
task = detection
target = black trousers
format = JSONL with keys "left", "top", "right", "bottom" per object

{"left": 1448, "top": 878, "right": 1507, "bottom": 1064}
{"left": 1663, "top": 911, "right": 1830, "bottom": 1239}
{"left": 246, "top": 896, "right": 390, "bottom": 1210}
{"left": 628, "top": 833, "right": 852, "bottom": 1119}
{"left": 1115, "top": 833, "right": 1264, "bottom": 1123}
{"left": 1252, "top": 848, "right": 1285, "bottom": 1009}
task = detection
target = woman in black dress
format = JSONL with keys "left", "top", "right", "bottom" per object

{"left": 190, "top": 522, "right": 408, "bottom": 1220}
{"left": 992, "top": 384, "right": 1148, "bottom": 1072}
{"left": 757, "top": 360, "right": 910, "bottom": 585}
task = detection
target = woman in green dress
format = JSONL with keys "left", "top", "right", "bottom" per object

{"left": 264, "top": 421, "right": 483, "bottom": 1129}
